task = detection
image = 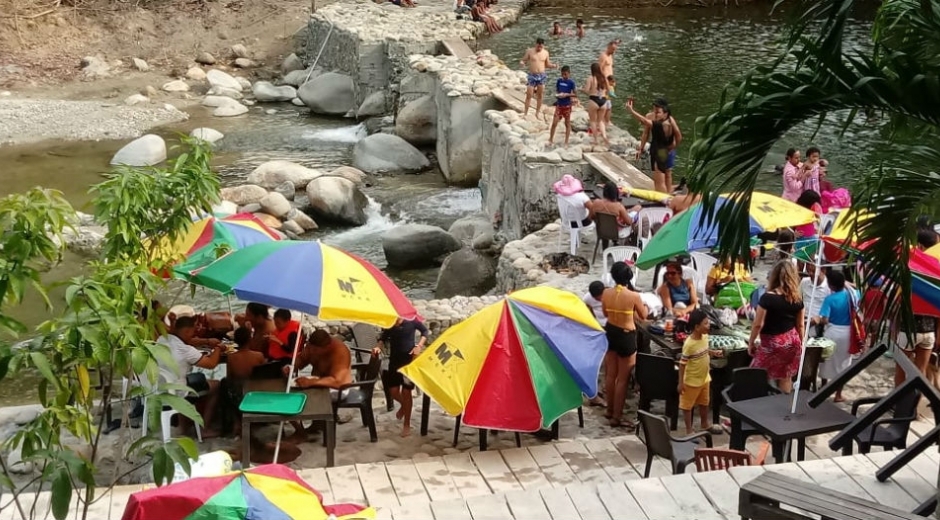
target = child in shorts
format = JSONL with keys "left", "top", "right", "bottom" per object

{"left": 678, "top": 309, "right": 722, "bottom": 434}
{"left": 549, "top": 65, "right": 577, "bottom": 146}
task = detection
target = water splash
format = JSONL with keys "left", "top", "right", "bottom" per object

{"left": 410, "top": 188, "right": 482, "bottom": 219}
{"left": 303, "top": 124, "right": 367, "bottom": 144}
{"left": 322, "top": 196, "right": 406, "bottom": 256}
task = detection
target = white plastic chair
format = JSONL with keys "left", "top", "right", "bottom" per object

{"left": 601, "top": 246, "right": 641, "bottom": 286}
{"left": 689, "top": 252, "right": 719, "bottom": 300}
{"left": 636, "top": 207, "right": 673, "bottom": 251}
{"left": 557, "top": 196, "right": 595, "bottom": 256}
{"left": 138, "top": 368, "right": 203, "bottom": 443}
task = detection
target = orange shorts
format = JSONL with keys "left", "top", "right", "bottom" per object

{"left": 679, "top": 382, "right": 710, "bottom": 410}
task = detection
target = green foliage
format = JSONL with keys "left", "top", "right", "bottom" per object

{"left": 0, "top": 137, "right": 223, "bottom": 519}
{"left": 688, "top": 0, "right": 940, "bottom": 331}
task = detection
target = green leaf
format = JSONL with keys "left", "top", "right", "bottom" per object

{"left": 29, "top": 352, "right": 60, "bottom": 390}
{"left": 152, "top": 448, "right": 169, "bottom": 486}
{"left": 51, "top": 469, "right": 72, "bottom": 520}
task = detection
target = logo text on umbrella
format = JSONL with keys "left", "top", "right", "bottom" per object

{"left": 337, "top": 277, "right": 360, "bottom": 295}
{"left": 435, "top": 343, "right": 465, "bottom": 366}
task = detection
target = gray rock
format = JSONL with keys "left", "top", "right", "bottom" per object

{"left": 12, "top": 407, "right": 39, "bottom": 425}
{"left": 259, "top": 191, "right": 291, "bottom": 218}
{"left": 395, "top": 95, "right": 436, "bottom": 145}
{"left": 289, "top": 209, "right": 318, "bottom": 231}
{"left": 144, "top": 85, "right": 158, "bottom": 97}
{"left": 305, "top": 176, "right": 368, "bottom": 226}
{"left": 207, "top": 85, "right": 243, "bottom": 99}
{"left": 132, "top": 58, "right": 150, "bottom": 72}
{"left": 382, "top": 224, "right": 461, "bottom": 269}
{"left": 273, "top": 180, "right": 296, "bottom": 201}
{"left": 239, "top": 203, "right": 262, "bottom": 214}
{"left": 247, "top": 160, "right": 322, "bottom": 189}
{"left": 356, "top": 91, "right": 386, "bottom": 118}
{"left": 110, "top": 134, "right": 166, "bottom": 166}
{"left": 448, "top": 214, "right": 494, "bottom": 249}
{"left": 265, "top": 109, "right": 277, "bottom": 115}
{"left": 281, "top": 53, "right": 304, "bottom": 75}
{"left": 281, "top": 219, "right": 305, "bottom": 236}
{"left": 297, "top": 72, "right": 355, "bottom": 115}
{"left": 213, "top": 200, "right": 238, "bottom": 216}
{"left": 161, "top": 80, "right": 190, "bottom": 92}
{"left": 124, "top": 94, "right": 149, "bottom": 106}
{"left": 327, "top": 166, "right": 367, "bottom": 185}
{"left": 236, "top": 76, "right": 252, "bottom": 90}
{"left": 81, "top": 55, "right": 110, "bottom": 78}
{"left": 234, "top": 58, "right": 255, "bottom": 68}
{"left": 283, "top": 68, "right": 319, "bottom": 87}
{"left": 435, "top": 248, "right": 497, "bottom": 298}
{"left": 231, "top": 44, "right": 249, "bottom": 59}
{"left": 7, "top": 447, "right": 33, "bottom": 475}
{"left": 291, "top": 97, "right": 305, "bottom": 106}
{"left": 196, "top": 52, "right": 217, "bottom": 65}
{"left": 252, "top": 81, "right": 297, "bottom": 102}
{"left": 212, "top": 99, "right": 248, "bottom": 117}
{"left": 221, "top": 184, "right": 267, "bottom": 205}
{"left": 61, "top": 225, "right": 106, "bottom": 255}
{"left": 186, "top": 66, "right": 207, "bottom": 81}
{"left": 352, "top": 133, "right": 429, "bottom": 174}
{"left": 202, "top": 95, "right": 233, "bottom": 107}
{"left": 190, "top": 127, "right": 224, "bottom": 144}
{"left": 207, "top": 69, "right": 243, "bottom": 91}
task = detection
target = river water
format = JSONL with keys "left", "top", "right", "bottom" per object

{"left": 0, "top": 4, "right": 885, "bottom": 404}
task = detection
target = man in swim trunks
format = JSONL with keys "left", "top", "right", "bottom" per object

{"left": 549, "top": 65, "right": 577, "bottom": 146}
{"left": 598, "top": 40, "right": 618, "bottom": 125}
{"left": 520, "top": 37, "right": 556, "bottom": 118}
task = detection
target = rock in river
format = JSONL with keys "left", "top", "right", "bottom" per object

{"left": 395, "top": 95, "right": 436, "bottom": 145}
{"left": 382, "top": 224, "right": 461, "bottom": 269}
{"left": 435, "top": 247, "right": 497, "bottom": 298}
{"left": 110, "top": 134, "right": 166, "bottom": 166}
{"left": 252, "top": 81, "right": 297, "bottom": 103}
{"left": 190, "top": 127, "right": 224, "bottom": 144}
{"left": 356, "top": 91, "right": 386, "bottom": 118}
{"left": 297, "top": 72, "right": 355, "bottom": 116}
{"left": 352, "top": 133, "right": 429, "bottom": 174}
{"left": 305, "top": 176, "right": 368, "bottom": 226}
{"left": 221, "top": 184, "right": 267, "bottom": 206}
{"left": 247, "top": 160, "right": 321, "bottom": 190}
{"left": 207, "top": 69, "right": 243, "bottom": 92}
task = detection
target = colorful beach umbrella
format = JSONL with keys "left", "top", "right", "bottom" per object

{"left": 188, "top": 241, "right": 418, "bottom": 328}
{"left": 121, "top": 464, "right": 374, "bottom": 520}
{"left": 401, "top": 286, "right": 606, "bottom": 432}
{"left": 151, "top": 213, "right": 281, "bottom": 279}
{"left": 635, "top": 191, "right": 816, "bottom": 269}
{"left": 926, "top": 243, "right": 940, "bottom": 261}
{"left": 908, "top": 249, "right": 940, "bottom": 317}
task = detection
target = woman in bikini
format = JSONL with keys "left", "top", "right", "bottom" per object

{"left": 584, "top": 62, "right": 609, "bottom": 146}
{"left": 602, "top": 261, "right": 648, "bottom": 428}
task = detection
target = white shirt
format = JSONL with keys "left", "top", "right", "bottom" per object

{"left": 157, "top": 334, "right": 204, "bottom": 382}
{"left": 800, "top": 276, "right": 831, "bottom": 318}
{"left": 559, "top": 192, "right": 591, "bottom": 222}
{"left": 582, "top": 293, "right": 607, "bottom": 326}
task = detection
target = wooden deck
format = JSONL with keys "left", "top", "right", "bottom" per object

{"left": 13, "top": 431, "right": 937, "bottom": 520}
{"left": 584, "top": 151, "right": 655, "bottom": 191}
{"left": 440, "top": 38, "right": 475, "bottom": 59}
{"left": 491, "top": 88, "right": 555, "bottom": 119}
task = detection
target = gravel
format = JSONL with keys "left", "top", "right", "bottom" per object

{"left": 0, "top": 99, "right": 189, "bottom": 145}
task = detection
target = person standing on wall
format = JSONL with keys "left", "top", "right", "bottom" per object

{"left": 520, "top": 37, "right": 557, "bottom": 119}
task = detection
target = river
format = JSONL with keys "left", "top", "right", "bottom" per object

{"left": 0, "top": 4, "right": 886, "bottom": 405}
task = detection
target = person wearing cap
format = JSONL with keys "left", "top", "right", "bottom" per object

{"left": 165, "top": 304, "right": 221, "bottom": 349}
{"left": 553, "top": 174, "right": 594, "bottom": 230}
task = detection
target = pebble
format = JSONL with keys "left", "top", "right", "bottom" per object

{"left": 185, "top": 66, "right": 207, "bottom": 81}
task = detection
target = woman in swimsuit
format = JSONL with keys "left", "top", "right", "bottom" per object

{"left": 601, "top": 261, "right": 648, "bottom": 428}
{"left": 625, "top": 97, "right": 675, "bottom": 193}
{"left": 584, "top": 62, "right": 609, "bottom": 146}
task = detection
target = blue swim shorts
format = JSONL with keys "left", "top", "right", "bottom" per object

{"left": 527, "top": 72, "right": 547, "bottom": 87}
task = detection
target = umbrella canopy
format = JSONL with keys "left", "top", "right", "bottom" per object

{"left": 925, "top": 243, "right": 940, "bottom": 261}
{"left": 910, "top": 249, "right": 940, "bottom": 317}
{"left": 189, "top": 241, "right": 418, "bottom": 328}
{"left": 152, "top": 213, "right": 281, "bottom": 279}
{"left": 401, "top": 287, "right": 606, "bottom": 432}
{"left": 121, "top": 464, "right": 373, "bottom": 520}
{"left": 635, "top": 192, "right": 816, "bottom": 269}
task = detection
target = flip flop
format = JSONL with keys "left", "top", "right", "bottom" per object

{"left": 609, "top": 418, "right": 635, "bottom": 430}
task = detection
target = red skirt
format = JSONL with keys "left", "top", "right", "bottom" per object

{"left": 751, "top": 328, "right": 803, "bottom": 380}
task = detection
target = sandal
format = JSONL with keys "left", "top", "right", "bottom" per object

{"left": 609, "top": 418, "right": 635, "bottom": 429}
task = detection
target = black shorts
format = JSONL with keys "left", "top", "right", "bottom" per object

{"left": 185, "top": 372, "right": 210, "bottom": 397}
{"left": 385, "top": 356, "right": 415, "bottom": 389}
{"left": 605, "top": 324, "right": 638, "bottom": 358}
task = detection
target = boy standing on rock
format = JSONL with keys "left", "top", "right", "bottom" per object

{"left": 520, "top": 37, "right": 557, "bottom": 119}
{"left": 549, "top": 65, "right": 577, "bottom": 147}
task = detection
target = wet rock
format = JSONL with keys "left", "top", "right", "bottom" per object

{"left": 305, "top": 176, "right": 368, "bottom": 226}
{"left": 247, "top": 160, "right": 322, "bottom": 190}
{"left": 352, "top": 133, "right": 429, "bottom": 174}
{"left": 207, "top": 69, "right": 243, "bottom": 91}
{"left": 435, "top": 248, "right": 497, "bottom": 299}
{"left": 356, "top": 91, "right": 386, "bottom": 118}
{"left": 297, "top": 72, "right": 355, "bottom": 116}
{"left": 110, "top": 134, "right": 166, "bottom": 166}
{"left": 281, "top": 53, "right": 304, "bottom": 75}
{"left": 273, "top": 181, "right": 296, "bottom": 201}
{"left": 259, "top": 192, "right": 291, "bottom": 218}
{"left": 382, "top": 224, "right": 461, "bottom": 269}
{"left": 190, "top": 127, "right": 224, "bottom": 144}
{"left": 395, "top": 95, "right": 436, "bottom": 145}
{"left": 252, "top": 81, "right": 297, "bottom": 102}
{"left": 221, "top": 184, "right": 267, "bottom": 206}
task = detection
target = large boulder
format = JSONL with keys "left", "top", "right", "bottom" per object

{"left": 395, "top": 95, "right": 436, "bottom": 145}
{"left": 356, "top": 91, "right": 386, "bottom": 118}
{"left": 435, "top": 248, "right": 498, "bottom": 298}
{"left": 382, "top": 224, "right": 461, "bottom": 269}
{"left": 221, "top": 184, "right": 267, "bottom": 206}
{"left": 247, "top": 160, "right": 322, "bottom": 189}
{"left": 327, "top": 166, "right": 367, "bottom": 185}
{"left": 352, "top": 133, "right": 430, "bottom": 174}
{"left": 252, "top": 81, "right": 297, "bottom": 103}
{"left": 281, "top": 53, "right": 304, "bottom": 75}
{"left": 283, "top": 68, "right": 319, "bottom": 87}
{"left": 305, "top": 176, "right": 368, "bottom": 226}
{"left": 448, "top": 214, "right": 495, "bottom": 251}
{"left": 259, "top": 191, "right": 291, "bottom": 218}
{"left": 297, "top": 72, "right": 355, "bottom": 116}
{"left": 110, "top": 134, "right": 166, "bottom": 166}
{"left": 207, "top": 69, "right": 243, "bottom": 92}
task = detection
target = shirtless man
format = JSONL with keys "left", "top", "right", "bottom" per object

{"left": 598, "top": 40, "right": 619, "bottom": 126}
{"left": 281, "top": 330, "right": 353, "bottom": 442}
{"left": 575, "top": 19, "right": 585, "bottom": 38}
{"left": 242, "top": 302, "right": 277, "bottom": 358}
{"left": 520, "top": 38, "right": 557, "bottom": 118}
{"left": 634, "top": 98, "right": 683, "bottom": 192}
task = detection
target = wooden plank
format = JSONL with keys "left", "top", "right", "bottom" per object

{"left": 414, "top": 456, "right": 462, "bottom": 502}
{"left": 833, "top": 453, "right": 918, "bottom": 511}
{"left": 554, "top": 441, "right": 612, "bottom": 484}
{"left": 429, "top": 499, "right": 473, "bottom": 520}
{"left": 584, "top": 152, "right": 655, "bottom": 190}
{"left": 908, "top": 418, "right": 934, "bottom": 438}
{"left": 491, "top": 88, "right": 554, "bottom": 118}
{"left": 527, "top": 444, "right": 579, "bottom": 488}
{"left": 865, "top": 451, "right": 937, "bottom": 504}
{"left": 327, "top": 464, "right": 367, "bottom": 504}
{"left": 565, "top": 484, "right": 612, "bottom": 520}
{"left": 504, "top": 488, "right": 551, "bottom": 520}
{"left": 297, "top": 467, "right": 334, "bottom": 504}
{"left": 442, "top": 452, "right": 491, "bottom": 499}
{"left": 692, "top": 468, "right": 744, "bottom": 520}
{"left": 355, "top": 462, "right": 399, "bottom": 508}
{"left": 465, "top": 493, "right": 512, "bottom": 520}
{"left": 391, "top": 501, "right": 434, "bottom": 520}
{"left": 763, "top": 457, "right": 810, "bottom": 482}
{"left": 376, "top": 505, "right": 394, "bottom": 520}
{"left": 894, "top": 448, "right": 940, "bottom": 486}
{"left": 796, "top": 458, "right": 872, "bottom": 501}
{"left": 663, "top": 473, "right": 724, "bottom": 520}
{"left": 538, "top": 486, "right": 582, "bottom": 520}
{"left": 500, "top": 447, "right": 552, "bottom": 490}
{"left": 386, "top": 459, "right": 431, "bottom": 504}
{"left": 727, "top": 464, "right": 766, "bottom": 487}
{"left": 440, "top": 38, "right": 474, "bottom": 59}
{"left": 610, "top": 434, "right": 671, "bottom": 477}
{"left": 470, "top": 450, "right": 523, "bottom": 493}
{"left": 626, "top": 477, "right": 683, "bottom": 520}
{"left": 596, "top": 481, "right": 648, "bottom": 520}
{"left": 584, "top": 438, "right": 641, "bottom": 481}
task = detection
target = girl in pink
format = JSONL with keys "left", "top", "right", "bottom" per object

{"left": 781, "top": 148, "right": 803, "bottom": 202}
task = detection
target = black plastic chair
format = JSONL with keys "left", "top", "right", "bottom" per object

{"left": 333, "top": 353, "right": 382, "bottom": 442}
{"left": 592, "top": 212, "right": 621, "bottom": 265}
{"left": 845, "top": 390, "right": 921, "bottom": 455}
{"left": 797, "top": 345, "right": 823, "bottom": 393}
{"left": 637, "top": 410, "right": 712, "bottom": 477}
{"left": 723, "top": 367, "right": 779, "bottom": 449}
{"left": 710, "top": 348, "right": 752, "bottom": 425}
{"left": 351, "top": 323, "right": 394, "bottom": 412}
{"left": 636, "top": 352, "right": 680, "bottom": 430}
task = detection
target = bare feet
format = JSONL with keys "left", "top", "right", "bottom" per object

{"left": 401, "top": 426, "right": 412, "bottom": 438}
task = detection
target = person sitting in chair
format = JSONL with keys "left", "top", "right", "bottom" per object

{"left": 657, "top": 261, "right": 698, "bottom": 317}
{"left": 281, "top": 330, "right": 353, "bottom": 443}
{"left": 592, "top": 181, "right": 642, "bottom": 242}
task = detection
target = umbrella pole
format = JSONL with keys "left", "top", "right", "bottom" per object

{"left": 273, "top": 313, "right": 308, "bottom": 464}
{"left": 791, "top": 236, "right": 824, "bottom": 414}
{"left": 226, "top": 294, "right": 236, "bottom": 329}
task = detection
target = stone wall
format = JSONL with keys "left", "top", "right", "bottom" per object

{"left": 437, "top": 93, "right": 501, "bottom": 185}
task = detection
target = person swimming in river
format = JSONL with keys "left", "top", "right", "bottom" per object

{"left": 575, "top": 19, "right": 585, "bottom": 38}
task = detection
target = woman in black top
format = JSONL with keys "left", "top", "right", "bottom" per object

{"left": 373, "top": 318, "right": 429, "bottom": 437}
{"left": 748, "top": 261, "right": 805, "bottom": 392}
